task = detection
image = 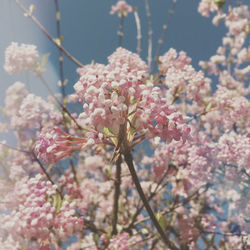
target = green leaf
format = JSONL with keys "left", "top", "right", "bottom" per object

{"left": 103, "top": 127, "right": 118, "bottom": 146}
{"left": 156, "top": 212, "right": 168, "bottom": 230}
{"left": 52, "top": 192, "right": 63, "bottom": 214}
{"left": 40, "top": 53, "right": 50, "bottom": 68}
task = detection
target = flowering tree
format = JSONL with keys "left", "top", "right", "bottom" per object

{"left": 0, "top": 0, "right": 249, "bottom": 249}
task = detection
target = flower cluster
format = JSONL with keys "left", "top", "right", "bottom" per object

{"left": 159, "top": 48, "right": 211, "bottom": 106}
{"left": 109, "top": 232, "right": 130, "bottom": 250}
{"left": 4, "top": 42, "right": 39, "bottom": 74}
{"left": 0, "top": 1, "right": 249, "bottom": 249}
{"left": 34, "top": 127, "right": 87, "bottom": 164}
{"left": 74, "top": 47, "right": 190, "bottom": 148}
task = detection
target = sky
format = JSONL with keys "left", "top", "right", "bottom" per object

{"left": 0, "top": 0, "right": 226, "bottom": 143}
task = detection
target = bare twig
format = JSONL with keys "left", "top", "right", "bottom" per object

{"left": 152, "top": 0, "right": 177, "bottom": 73}
{"left": 54, "top": 0, "right": 66, "bottom": 102}
{"left": 118, "top": 16, "right": 124, "bottom": 47}
{"left": 14, "top": 0, "right": 84, "bottom": 68}
{"left": 133, "top": 9, "right": 142, "bottom": 55}
{"left": 0, "top": 141, "right": 30, "bottom": 154}
{"left": 38, "top": 75, "right": 83, "bottom": 130}
{"left": 144, "top": 0, "right": 153, "bottom": 71}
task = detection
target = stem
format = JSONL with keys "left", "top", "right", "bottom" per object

{"left": 14, "top": 0, "right": 84, "bottom": 68}
{"left": 133, "top": 9, "right": 142, "bottom": 55}
{"left": 38, "top": 75, "right": 83, "bottom": 130}
{"left": 152, "top": 0, "right": 177, "bottom": 73}
{"left": 32, "top": 151, "right": 63, "bottom": 198}
{"left": 0, "top": 142, "right": 30, "bottom": 154}
{"left": 118, "top": 17, "right": 124, "bottom": 47}
{"left": 54, "top": 0, "right": 66, "bottom": 102}
{"left": 144, "top": 0, "right": 153, "bottom": 71}
{"left": 111, "top": 155, "right": 122, "bottom": 235}
{"left": 69, "top": 157, "right": 78, "bottom": 184}
{"left": 123, "top": 150, "right": 178, "bottom": 249}
{"left": 125, "top": 167, "right": 171, "bottom": 231}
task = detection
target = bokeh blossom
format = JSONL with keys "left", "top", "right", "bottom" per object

{"left": 4, "top": 42, "right": 39, "bottom": 74}
{"left": 110, "top": 0, "right": 133, "bottom": 17}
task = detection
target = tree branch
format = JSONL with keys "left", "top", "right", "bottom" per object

{"left": 14, "top": 0, "right": 84, "bottom": 68}
{"left": 123, "top": 149, "right": 178, "bottom": 249}
{"left": 111, "top": 155, "right": 122, "bottom": 235}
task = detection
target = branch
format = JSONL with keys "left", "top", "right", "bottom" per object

{"left": 125, "top": 165, "right": 172, "bottom": 232}
{"left": 32, "top": 151, "right": 63, "bottom": 198}
{"left": 144, "top": 0, "right": 153, "bottom": 71}
{"left": 111, "top": 155, "right": 122, "bottom": 235}
{"left": 118, "top": 16, "right": 124, "bottom": 47}
{"left": 123, "top": 150, "right": 178, "bottom": 249}
{"left": 133, "top": 8, "right": 142, "bottom": 55}
{"left": 54, "top": 0, "right": 66, "bottom": 101}
{"left": 38, "top": 75, "right": 83, "bottom": 130}
{"left": 14, "top": 0, "right": 84, "bottom": 68}
{"left": 152, "top": 0, "right": 177, "bottom": 73}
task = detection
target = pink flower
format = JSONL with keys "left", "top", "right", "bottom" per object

{"left": 110, "top": 1, "right": 133, "bottom": 17}
{"left": 74, "top": 47, "right": 190, "bottom": 146}
{"left": 109, "top": 232, "right": 130, "bottom": 250}
{"left": 4, "top": 42, "right": 39, "bottom": 74}
{"left": 34, "top": 127, "right": 87, "bottom": 164}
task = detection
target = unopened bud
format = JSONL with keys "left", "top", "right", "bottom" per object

{"left": 213, "top": 0, "right": 225, "bottom": 10}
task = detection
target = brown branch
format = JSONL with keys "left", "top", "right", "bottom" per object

{"left": 125, "top": 165, "right": 172, "bottom": 232}
{"left": 123, "top": 149, "right": 178, "bottom": 249}
{"left": 111, "top": 155, "right": 122, "bottom": 235}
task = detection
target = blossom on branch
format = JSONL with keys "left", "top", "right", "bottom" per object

{"left": 110, "top": 0, "right": 133, "bottom": 17}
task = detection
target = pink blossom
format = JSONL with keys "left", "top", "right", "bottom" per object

{"left": 34, "top": 127, "right": 87, "bottom": 164}
{"left": 74, "top": 48, "right": 190, "bottom": 144}
{"left": 18, "top": 93, "right": 63, "bottom": 129}
{"left": 109, "top": 232, "right": 130, "bottom": 250}
{"left": 110, "top": 1, "right": 133, "bottom": 17}
{"left": 4, "top": 42, "right": 39, "bottom": 74}
{"left": 198, "top": 0, "right": 218, "bottom": 17}
{"left": 4, "top": 82, "right": 28, "bottom": 116}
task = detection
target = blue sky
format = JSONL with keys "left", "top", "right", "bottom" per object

{"left": 0, "top": 0, "right": 226, "bottom": 98}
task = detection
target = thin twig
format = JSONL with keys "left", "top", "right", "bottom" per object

{"left": 32, "top": 151, "right": 63, "bottom": 198}
{"left": 118, "top": 16, "right": 124, "bottom": 47}
{"left": 144, "top": 0, "right": 153, "bottom": 71}
{"left": 69, "top": 157, "right": 78, "bottom": 184}
{"left": 38, "top": 75, "right": 83, "bottom": 130}
{"left": 111, "top": 155, "right": 122, "bottom": 235}
{"left": 152, "top": 0, "right": 177, "bottom": 73}
{"left": 54, "top": 0, "right": 66, "bottom": 102}
{"left": 133, "top": 9, "right": 142, "bottom": 55}
{"left": 123, "top": 150, "right": 179, "bottom": 249}
{"left": 14, "top": 0, "right": 84, "bottom": 68}
{"left": 0, "top": 142, "right": 30, "bottom": 154}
